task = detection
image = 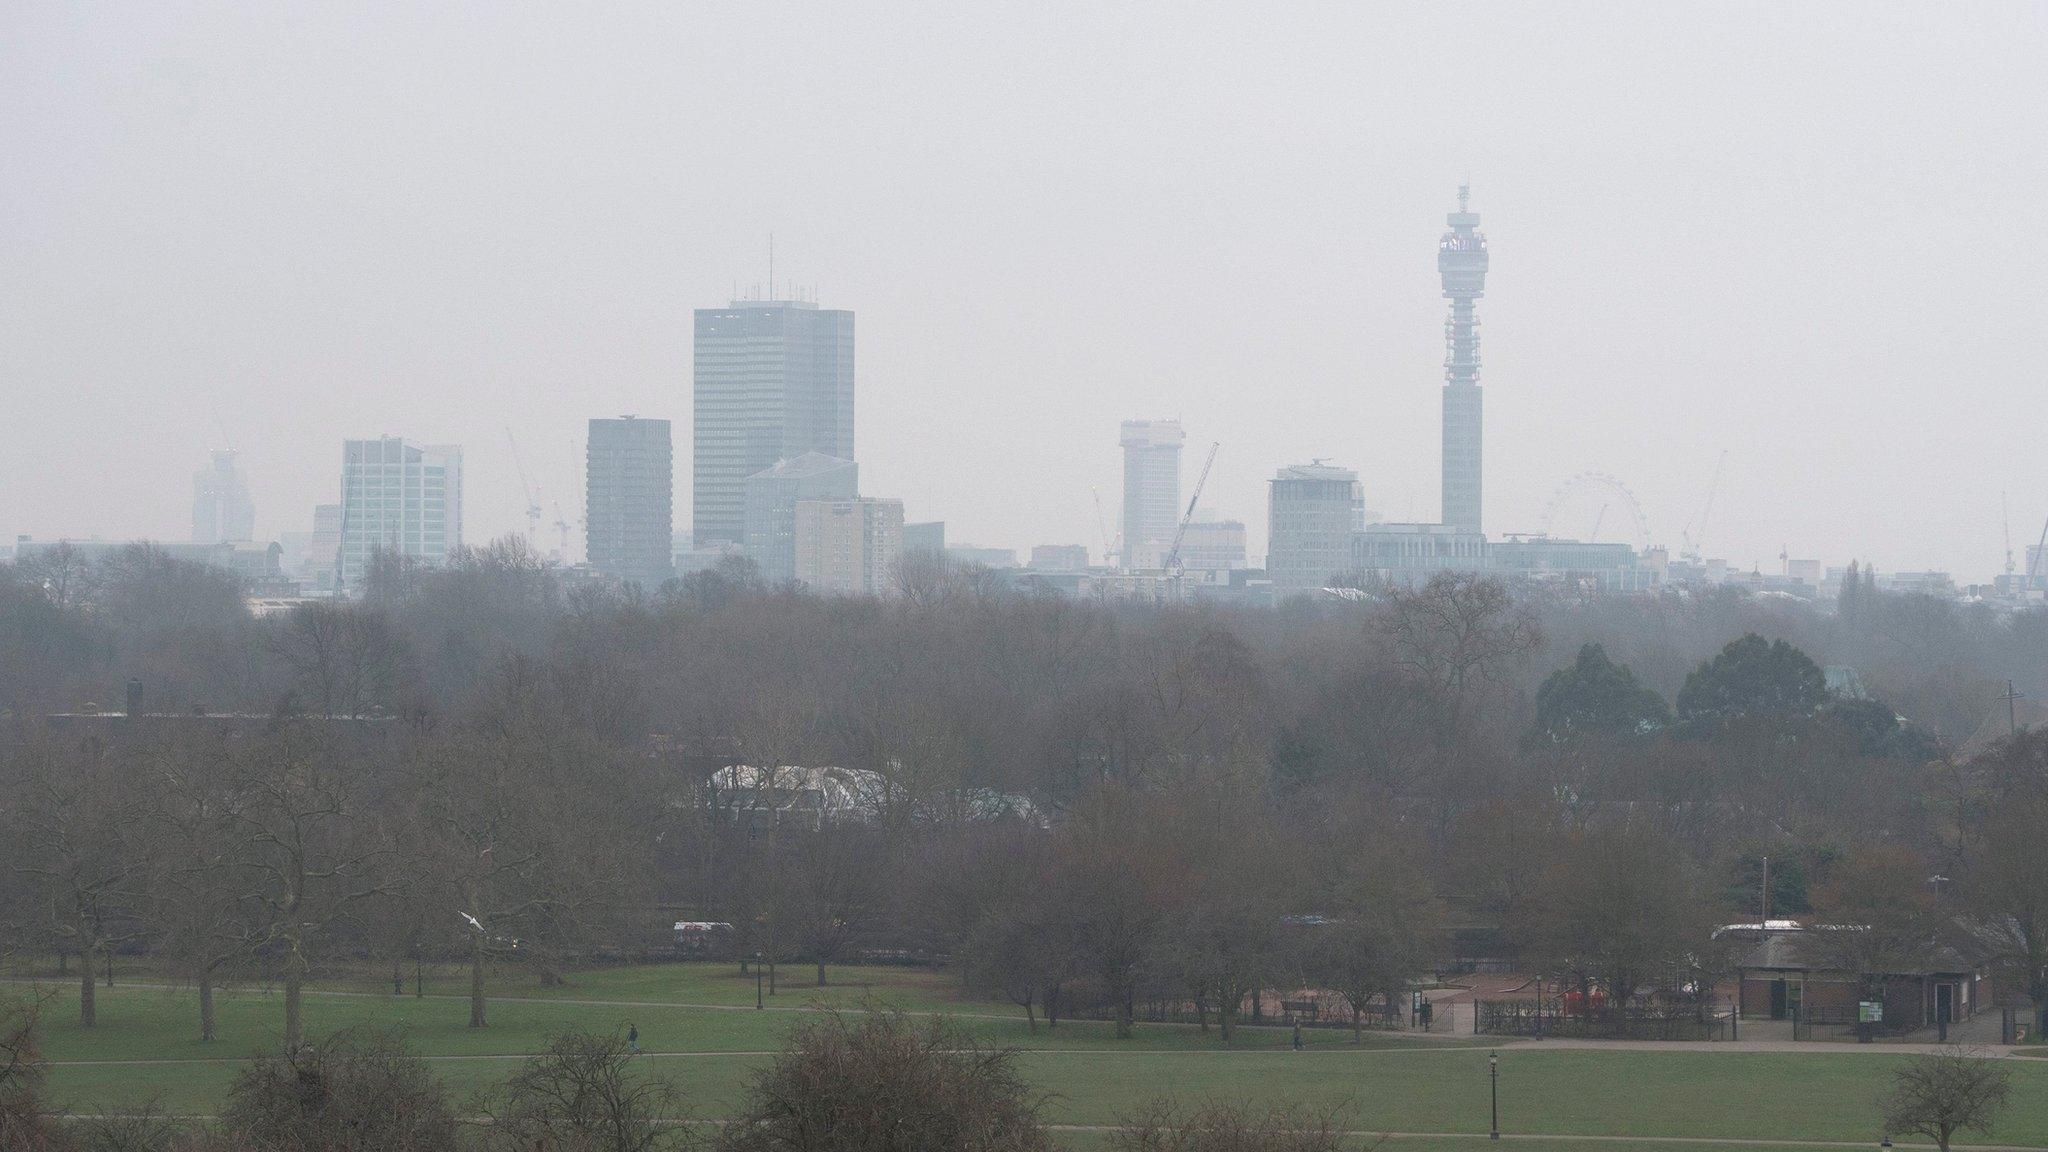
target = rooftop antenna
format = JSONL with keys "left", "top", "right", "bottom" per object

{"left": 768, "top": 233, "right": 775, "bottom": 300}
{"left": 1458, "top": 182, "right": 1470, "bottom": 213}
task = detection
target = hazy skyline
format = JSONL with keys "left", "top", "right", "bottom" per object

{"left": 5, "top": 3, "right": 2045, "bottom": 578}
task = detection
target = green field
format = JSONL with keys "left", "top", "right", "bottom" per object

{"left": 16, "top": 963, "right": 2048, "bottom": 1148}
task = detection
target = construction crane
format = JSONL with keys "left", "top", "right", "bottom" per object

{"left": 2002, "top": 492, "right": 2017, "bottom": 577}
{"left": 1679, "top": 449, "right": 1728, "bottom": 563}
{"left": 2029, "top": 514, "right": 2048, "bottom": 589}
{"left": 1163, "top": 441, "right": 1220, "bottom": 593}
{"left": 504, "top": 426, "right": 544, "bottom": 548}
{"left": 550, "top": 497, "right": 575, "bottom": 564}
{"left": 1090, "top": 486, "right": 1117, "bottom": 570}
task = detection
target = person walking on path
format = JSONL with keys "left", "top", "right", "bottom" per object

{"left": 628, "top": 1023, "right": 640, "bottom": 1053}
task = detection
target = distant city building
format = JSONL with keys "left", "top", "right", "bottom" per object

{"left": 1119, "top": 419, "right": 1185, "bottom": 569}
{"left": 1879, "top": 570, "right": 1956, "bottom": 597}
{"left": 743, "top": 453, "right": 859, "bottom": 584}
{"left": 14, "top": 538, "right": 288, "bottom": 592}
{"left": 1350, "top": 523, "right": 1488, "bottom": 586}
{"left": 278, "top": 503, "right": 342, "bottom": 590}
{"left": 674, "top": 539, "right": 744, "bottom": 578}
{"left": 1029, "top": 544, "right": 1091, "bottom": 571}
{"left": 1439, "top": 185, "right": 1489, "bottom": 534}
{"left": 585, "top": 416, "right": 674, "bottom": 587}
{"left": 1267, "top": 463, "right": 1363, "bottom": 597}
{"left": 946, "top": 545, "right": 1018, "bottom": 569}
{"left": 1487, "top": 537, "right": 1653, "bottom": 592}
{"left": 794, "top": 497, "right": 903, "bottom": 596}
{"left": 191, "top": 450, "right": 255, "bottom": 544}
{"left": 339, "top": 437, "right": 462, "bottom": 587}
{"left": 903, "top": 521, "right": 946, "bottom": 555}
{"left": 1177, "top": 520, "right": 1247, "bottom": 575}
{"left": 693, "top": 298, "right": 855, "bottom": 546}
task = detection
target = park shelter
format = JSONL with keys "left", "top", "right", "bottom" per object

{"left": 1725, "top": 922, "right": 1990, "bottom": 1034}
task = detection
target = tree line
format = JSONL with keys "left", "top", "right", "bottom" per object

{"left": 3, "top": 539, "right": 2047, "bottom": 1044}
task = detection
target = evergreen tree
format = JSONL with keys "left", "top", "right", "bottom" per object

{"left": 1528, "top": 643, "right": 1671, "bottom": 745}
{"left": 1675, "top": 634, "right": 1827, "bottom": 728}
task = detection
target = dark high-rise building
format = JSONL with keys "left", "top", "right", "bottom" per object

{"left": 692, "top": 299, "right": 855, "bottom": 545}
{"left": 586, "top": 416, "right": 673, "bottom": 587}
{"left": 1439, "top": 185, "right": 1489, "bottom": 534}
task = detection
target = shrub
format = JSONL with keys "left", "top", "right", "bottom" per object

{"left": 716, "top": 1010, "right": 1048, "bottom": 1152}
{"left": 217, "top": 1028, "right": 458, "bottom": 1152}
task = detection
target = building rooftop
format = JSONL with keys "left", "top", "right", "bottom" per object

{"left": 747, "top": 452, "right": 856, "bottom": 481}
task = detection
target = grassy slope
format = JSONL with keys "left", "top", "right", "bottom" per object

{"left": 21, "top": 965, "right": 2048, "bottom": 1146}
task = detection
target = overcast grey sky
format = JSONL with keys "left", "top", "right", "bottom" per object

{"left": 4, "top": 3, "right": 2044, "bottom": 577}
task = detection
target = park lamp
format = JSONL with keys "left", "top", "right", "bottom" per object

{"left": 1489, "top": 1051, "right": 1500, "bottom": 1140}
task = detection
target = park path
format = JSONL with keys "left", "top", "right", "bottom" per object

{"left": 46, "top": 1115, "right": 2046, "bottom": 1150}
{"left": 16, "top": 978, "right": 2031, "bottom": 1062}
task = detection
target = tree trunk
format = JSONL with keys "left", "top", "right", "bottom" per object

{"left": 768, "top": 959, "right": 777, "bottom": 995}
{"left": 469, "top": 938, "right": 488, "bottom": 1029}
{"left": 1044, "top": 984, "right": 1061, "bottom": 1030}
{"left": 57, "top": 950, "right": 68, "bottom": 976}
{"left": 1353, "top": 1004, "right": 1363, "bottom": 1044}
{"left": 1115, "top": 989, "right": 1134, "bottom": 1039}
{"left": 103, "top": 950, "right": 114, "bottom": 987}
{"left": 1022, "top": 998, "right": 1037, "bottom": 1032}
{"left": 283, "top": 963, "right": 304, "bottom": 1052}
{"left": 391, "top": 957, "right": 403, "bottom": 996}
{"left": 816, "top": 960, "right": 826, "bottom": 987}
{"left": 199, "top": 975, "right": 216, "bottom": 1043}
{"left": 79, "top": 943, "right": 97, "bottom": 1028}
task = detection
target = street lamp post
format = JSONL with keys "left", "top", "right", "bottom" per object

{"left": 755, "top": 952, "right": 764, "bottom": 1010}
{"left": 1489, "top": 1051, "right": 1500, "bottom": 1140}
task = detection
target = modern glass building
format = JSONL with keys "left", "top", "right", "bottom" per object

{"left": 692, "top": 299, "right": 855, "bottom": 546}
{"left": 338, "top": 437, "right": 462, "bottom": 588}
{"left": 742, "top": 452, "right": 857, "bottom": 584}
{"left": 586, "top": 416, "right": 674, "bottom": 588}
{"left": 1119, "top": 418, "right": 1184, "bottom": 570}
{"left": 1267, "top": 463, "right": 1363, "bottom": 598}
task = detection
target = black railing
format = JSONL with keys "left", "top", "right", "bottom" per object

{"left": 1475, "top": 999, "right": 1729, "bottom": 1041}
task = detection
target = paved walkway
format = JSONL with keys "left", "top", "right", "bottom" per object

{"left": 47, "top": 1114, "right": 2045, "bottom": 1150}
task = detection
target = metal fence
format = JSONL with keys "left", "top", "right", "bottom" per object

{"left": 1474, "top": 999, "right": 1730, "bottom": 1041}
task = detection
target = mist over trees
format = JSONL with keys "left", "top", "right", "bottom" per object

{"left": 3, "top": 537, "right": 2046, "bottom": 1043}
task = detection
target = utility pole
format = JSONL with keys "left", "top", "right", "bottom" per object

{"left": 2002, "top": 680, "right": 2023, "bottom": 737}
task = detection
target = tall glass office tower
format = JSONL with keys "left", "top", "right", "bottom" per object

{"left": 692, "top": 298, "right": 855, "bottom": 546}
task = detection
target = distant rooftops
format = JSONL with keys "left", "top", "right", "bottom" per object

{"left": 748, "top": 452, "right": 856, "bottom": 481}
{"left": 724, "top": 298, "right": 818, "bottom": 310}
{"left": 1272, "top": 463, "right": 1357, "bottom": 482}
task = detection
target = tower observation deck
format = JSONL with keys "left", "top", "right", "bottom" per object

{"left": 1439, "top": 184, "right": 1489, "bottom": 534}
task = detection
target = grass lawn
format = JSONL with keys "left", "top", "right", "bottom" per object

{"left": 19, "top": 965, "right": 2048, "bottom": 1148}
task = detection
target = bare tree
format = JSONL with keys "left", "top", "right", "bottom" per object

{"left": 1880, "top": 1048, "right": 2013, "bottom": 1152}
{"left": 0, "top": 995, "right": 61, "bottom": 1151}
{"left": 6, "top": 741, "right": 152, "bottom": 1027}
{"left": 229, "top": 726, "right": 393, "bottom": 1050}
{"left": 220, "top": 1027, "right": 459, "bottom": 1152}
{"left": 1969, "top": 783, "right": 2048, "bottom": 1040}
{"left": 144, "top": 738, "right": 264, "bottom": 1042}
{"left": 485, "top": 1030, "right": 691, "bottom": 1152}
{"left": 270, "top": 601, "right": 408, "bottom": 719}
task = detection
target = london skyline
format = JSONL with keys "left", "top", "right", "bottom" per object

{"left": 5, "top": 4, "right": 2046, "bottom": 579}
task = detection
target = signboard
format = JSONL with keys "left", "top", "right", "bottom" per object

{"left": 1859, "top": 1000, "right": 1883, "bottom": 1024}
